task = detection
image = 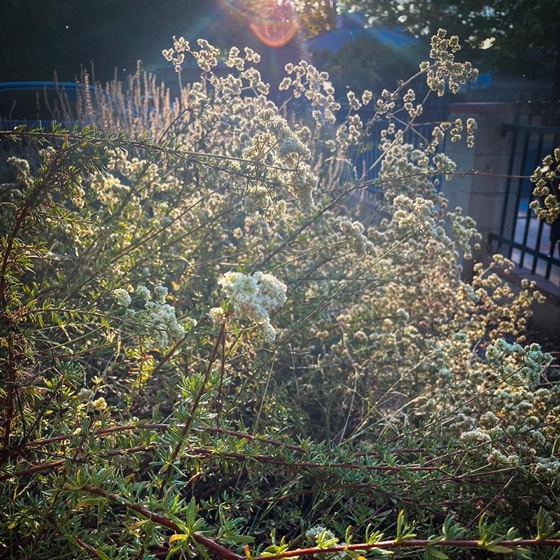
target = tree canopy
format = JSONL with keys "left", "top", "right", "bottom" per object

{"left": 340, "top": 0, "right": 560, "bottom": 100}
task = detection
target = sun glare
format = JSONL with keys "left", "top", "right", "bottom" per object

{"left": 231, "top": 0, "right": 300, "bottom": 48}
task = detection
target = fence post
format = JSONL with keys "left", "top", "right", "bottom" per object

{"left": 442, "top": 102, "right": 533, "bottom": 272}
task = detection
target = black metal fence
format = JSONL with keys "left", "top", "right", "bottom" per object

{"left": 489, "top": 123, "right": 560, "bottom": 285}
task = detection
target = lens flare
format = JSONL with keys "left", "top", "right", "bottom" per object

{"left": 249, "top": 0, "right": 299, "bottom": 47}
{"left": 224, "top": 0, "right": 299, "bottom": 48}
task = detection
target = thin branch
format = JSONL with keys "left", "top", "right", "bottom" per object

{"left": 156, "top": 320, "right": 226, "bottom": 499}
{"left": 251, "top": 538, "right": 560, "bottom": 560}
{"left": 81, "top": 484, "right": 244, "bottom": 560}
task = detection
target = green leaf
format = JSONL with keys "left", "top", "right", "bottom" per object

{"left": 441, "top": 516, "right": 465, "bottom": 541}
{"left": 427, "top": 547, "right": 449, "bottom": 560}
{"left": 365, "top": 525, "right": 384, "bottom": 545}
{"left": 185, "top": 497, "right": 198, "bottom": 530}
{"left": 485, "top": 544, "right": 514, "bottom": 554}
{"left": 94, "top": 549, "right": 110, "bottom": 560}
{"left": 536, "top": 508, "right": 560, "bottom": 540}
{"left": 395, "top": 510, "right": 416, "bottom": 543}
{"left": 261, "top": 544, "right": 290, "bottom": 557}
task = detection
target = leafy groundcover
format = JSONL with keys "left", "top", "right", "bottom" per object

{"left": 1, "top": 31, "right": 559, "bottom": 559}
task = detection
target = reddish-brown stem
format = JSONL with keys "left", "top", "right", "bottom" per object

{"left": 0, "top": 434, "right": 475, "bottom": 484}
{"left": 81, "top": 484, "right": 243, "bottom": 560}
{"left": 2, "top": 332, "right": 17, "bottom": 449}
{"left": 182, "top": 447, "right": 446, "bottom": 474}
{"left": 74, "top": 535, "right": 106, "bottom": 558}
{"left": 0, "top": 445, "right": 154, "bottom": 482}
{"left": 251, "top": 538, "right": 560, "bottom": 560}
{"left": 9, "top": 419, "right": 95, "bottom": 482}
{"left": 106, "top": 444, "right": 157, "bottom": 457}
{"left": 25, "top": 422, "right": 305, "bottom": 453}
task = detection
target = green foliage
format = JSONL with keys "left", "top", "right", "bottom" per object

{"left": 341, "top": 0, "right": 560, "bottom": 82}
{"left": 1, "top": 32, "right": 559, "bottom": 560}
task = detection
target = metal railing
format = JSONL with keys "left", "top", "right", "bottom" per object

{"left": 489, "top": 123, "right": 560, "bottom": 285}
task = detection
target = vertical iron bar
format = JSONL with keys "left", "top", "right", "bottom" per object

{"left": 499, "top": 126, "right": 518, "bottom": 257}
{"left": 545, "top": 229, "right": 554, "bottom": 280}
{"left": 529, "top": 131, "right": 545, "bottom": 274}
{"left": 518, "top": 129, "right": 533, "bottom": 268}
{"left": 532, "top": 219, "right": 545, "bottom": 275}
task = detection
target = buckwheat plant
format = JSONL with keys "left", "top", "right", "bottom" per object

{"left": 113, "top": 284, "right": 187, "bottom": 349}
{"left": 214, "top": 270, "right": 287, "bottom": 342}
{"left": 530, "top": 147, "right": 560, "bottom": 223}
{"left": 1, "top": 29, "right": 559, "bottom": 560}
{"left": 422, "top": 28, "right": 479, "bottom": 96}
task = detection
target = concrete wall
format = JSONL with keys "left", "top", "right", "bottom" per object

{"left": 442, "top": 103, "right": 532, "bottom": 254}
{"left": 442, "top": 103, "right": 560, "bottom": 344}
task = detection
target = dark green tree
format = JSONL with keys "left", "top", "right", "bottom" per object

{"left": 339, "top": 0, "right": 560, "bottom": 102}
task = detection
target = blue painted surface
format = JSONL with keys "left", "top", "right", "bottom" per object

{"left": 0, "top": 81, "right": 98, "bottom": 128}
{"left": 0, "top": 81, "right": 93, "bottom": 92}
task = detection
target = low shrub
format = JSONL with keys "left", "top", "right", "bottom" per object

{"left": 0, "top": 30, "right": 558, "bottom": 559}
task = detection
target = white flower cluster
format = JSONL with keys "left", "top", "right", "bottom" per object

{"left": 215, "top": 271, "right": 287, "bottom": 342}
{"left": 280, "top": 60, "right": 339, "bottom": 123}
{"left": 431, "top": 118, "right": 477, "bottom": 149}
{"left": 437, "top": 333, "right": 558, "bottom": 482}
{"left": 113, "top": 284, "right": 186, "bottom": 348}
{"left": 163, "top": 36, "right": 222, "bottom": 73}
{"left": 334, "top": 217, "right": 374, "bottom": 254}
{"left": 529, "top": 148, "right": 560, "bottom": 224}
{"left": 160, "top": 40, "right": 321, "bottom": 217}
{"left": 162, "top": 36, "right": 189, "bottom": 72}
{"left": 391, "top": 195, "right": 435, "bottom": 233}
{"left": 137, "top": 285, "right": 186, "bottom": 348}
{"left": 448, "top": 209, "right": 482, "bottom": 259}
{"left": 460, "top": 428, "right": 492, "bottom": 445}
{"left": 375, "top": 88, "right": 396, "bottom": 116}
{"left": 239, "top": 106, "right": 317, "bottom": 212}
{"left": 113, "top": 288, "right": 132, "bottom": 307}
{"left": 421, "top": 29, "right": 479, "bottom": 96}
{"left": 485, "top": 339, "right": 551, "bottom": 389}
